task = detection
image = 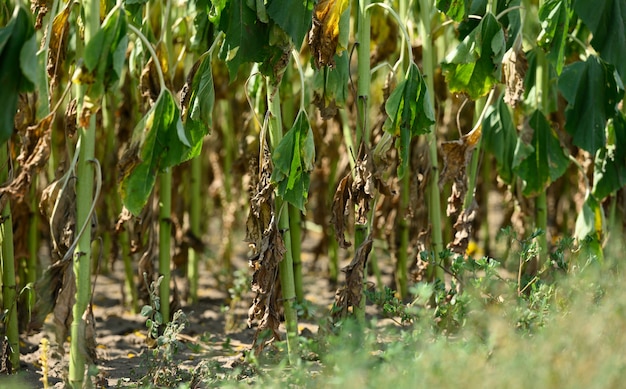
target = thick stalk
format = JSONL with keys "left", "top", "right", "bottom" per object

{"left": 534, "top": 5, "right": 549, "bottom": 268}
{"left": 353, "top": 0, "right": 372, "bottom": 325}
{"left": 396, "top": 0, "right": 410, "bottom": 299}
{"left": 418, "top": 0, "right": 444, "bottom": 279}
{"left": 69, "top": 0, "right": 99, "bottom": 384}
{"left": 0, "top": 145, "right": 19, "bottom": 370}
{"left": 288, "top": 205, "right": 303, "bottom": 303}
{"left": 187, "top": 155, "right": 202, "bottom": 304}
{"left": 158, "top": 169, "right": 172, "bottom": 323}
{"left": 267, "top": 85, "right": 299, "bottom": 363}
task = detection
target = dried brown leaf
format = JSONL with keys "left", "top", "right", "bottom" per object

{"left": 330, "top": 173, "right": 352, "bottom": 248}
{"left": 502, "top": 35, "right": 527, "bottom": 108}
{"left": 246, "top": 144, "right": 284, "bottom": 351}
{"left": 31, "top": 0, "right": 53, "bottom": 29}
{"left": 47, "top": 3, "right": 72, "bottom": 94}
{"left": 0, "top": 112, "right": 54, "bottom": 209}
{"left": 332, "top": 235, "right": 373, "bottom": 321}
{"left": 140, "top": 58, "right": 161, "bottom": 105}
{"left": 308, "top": 0, "right": 348, "bottom": 68}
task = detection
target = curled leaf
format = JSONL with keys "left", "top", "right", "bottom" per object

{"left": 47, "top": 2, "right": 72, "bottom": 93}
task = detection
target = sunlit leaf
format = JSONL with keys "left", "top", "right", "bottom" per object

{"left": 78, "top": 7, "right": 128, "bottom": 98}
{"left": 574, "top": 195, "right": 605, "bottom": 245}
{"left": 514, "top": 110, "right": 570, "bottom": 196}
{"left": 119, "top": 91, "right": 190, "bottom": 215}
{"left": 482, "top": 96, "right": 518, "bottom": 184}
{"left": 592, "top": 113, "right": 626, "bottom": 199}
{"left": 271, "top": 110, "right": 315, "bottom": 211}
{"left": 0, "top": 4, "right": 36, "bottom": 144}
{"left": 47, "top": 2, "right": 72, "bottom": 91}
{"left": 558, "top": 55, "right": 622, "bottom": 155}
{"left": 309, "top": 0, "right": 349, "bottom": 68}
{"left": 180, "top": 53, "right": 214, "bottom": 159}
{"left": 573, "top": 0, "right": 626, "bottom": 82}
{"left": 442, "top": 12, "right": 505, "bottom": 99}
{"left": 383, "top": 63, "right": 435, "bottom": 179}
{"left": 436, "top": 0, "right": 470, "bottom": 22}
{"left": 537, "top": 0, "right": 571, "bottom": 75}
{"left": 218, "top": 0, "right": 271, "bottom": 80}
{"left": 267, "top": 0, "right": 314, "bottom": 47}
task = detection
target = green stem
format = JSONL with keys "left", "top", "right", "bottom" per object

{"left": 0, "top": 144, "right": 19, "bottom": 371}
{"left": 267, "top": 84, "right": 299, "bottom": 363}
{"left": 419, "top": 0, "right": 444, "bottom": 279}
{"left": 464, "top": 98, "right": 486, "bottom": 210}
{"left": 288, "top": 205, "right": 304, "bottom": 303}
{"left": 187, "top": 155, "right": 202, "bottom": 304}
{"left": 158, "top": 169, "right": 172, "bottom": 323}
{"left": 69, "top": 0, "right": 99, "bottom": 384}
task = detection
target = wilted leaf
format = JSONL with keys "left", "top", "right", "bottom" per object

{"left": 537, "top": 0, "right": 571, "bottom": 75}
{"left": 384, "top": 63, "right": 435, "bottom": 179}
{"left": 574, "top": 0, "right": 626, "bottom": 82}
{"left": 574, "top": 195, "right": 605, "bottom": 243}
{"left": 246, "top": 144, "right": 284, "bottom": 351}
{"left": 308, "top": 0, "right": 349, "bottom": 68}
{"left": 47, "top": 2, "right": 72, "bottom": 93}
{"left": 267, "top": 0, "right": 314, "bottom": 47}
{"left": 482, "top": 96, "right": 518, "bottom": 183}
{"left": 502, "top": 34, "right": 527, "bottom": 107}
{"left": 514, "top": 110, "right": 570, "bottom": 196}
{"left": 592, "top": 113, "right": 626, "bottom": 199}
{"left": 119, "top": 90, "right": 190, "bottom": 215}
{"left": 0, "top": 4, "right": 37, "bottom": 144}
{"left": 442, "top": 12, "right": 505, "bottom": 99}
{"left": 332, "top": 235, "right": 373, "bottom": 321}
{"left": 558, "top": 55, "right": 622, "bottom": 155}
{"left": 271, "top": 110, "right": 315, "bottom": 211}
{"left": 440, "top": 124, "right": 482, "bottom": 187}
{"left": 313, "top": 53, "right": 349, "bottom": 119}
{"left": 331, "top": 173, "right": 352, "bottom": 248}
{"left": 0, "top": 112, "right": 54, "bottom": 207}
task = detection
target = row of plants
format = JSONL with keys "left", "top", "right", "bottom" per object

{"left": 0, "top": 0, "right": 624, "bottom": 386}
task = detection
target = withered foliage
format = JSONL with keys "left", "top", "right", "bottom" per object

{"left": 309, "top": 0, "right": 348, "bottom": 68}
{"left": 31, "top": 0, "right": 53, "bottom": 29}
{"left": 245, "top": 145, "right": 285, "bottom": 352}
{"left": 440, "top": 126, "right": 482, "bottom": 255}
{"left": 46, "top": 2, "right": 72, "bottom": 94}
{"left": 331, "top": 143, "right": 392, "bottom": 248}
{"left": 331, "top": 235, "right": 373, "bottom": 321}
{"left": 0, "top": 112, "right": 54, "bottom": 210}
{"left": 502, "top": 35, "right": 527, "bottom": 108}
{"left": 140, "top": 57, "right": 162, "bottom": 105}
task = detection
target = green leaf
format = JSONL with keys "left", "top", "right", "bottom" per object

{"left": 267, "top": 0, "right": 314, "bottom": 47}
{"left": 218, "top": 0, "right": 271, "bottom": 80}
{"left": 120, "top": 91, "right": 190, "bottom": 215}
{"left": 436, "top": 0, "right": 470, "bottom": 22}
{"left": 592, "top": 113, "right": 626, "bottom": 199}
{"left": 0, "top": 5, "right": 36, "bottom": 144}
{"left": 79, "top": 7, "right": 128, "bottom": 98}
{"left": 442, "top": 12, "right": 505, "bottom": 99}
{"left": 482, "top": 96, "right": 517, "bottom": 184}
{"left": 523, "top": 48, "right": 558, "bottom": 113}
{"left": 383, "top": 63, "right": 435, "bottom": 179}
{"left": 514, "top": 110, "right": 570, "bottom": 196}
{"left": 312, "top": 53, "right": 349, "bottom": 118}
{"left": 537, "top": 0, "right": 571, "bottom": 75}
{"left": 573, "top": 0, "right": 626, "bottom": 82}
{"left": 574, "top": 195, "right": 604, "bottom": 243}
{"left": 140, "top": 305, "right": 153, "bottom": 317}
{"left": 558, "top": 55, "right": 622, "bottom": 155}
{"left": 271, "top": 110, "right": 315, "bottom": 211}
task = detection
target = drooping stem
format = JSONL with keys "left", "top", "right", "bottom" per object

{"left": 69, "top": 0, "right": 99, "bottom": 385}
{"left": 267, "top": 84, "right": 299, "bottom": 364}
{"left": 418, "top": 0, "right": 444, "bottom": 279}
{"left": 0, "top": 144, "right": 19, "bottom": 371}
{"left": 158, "top": 169, "right": 172, "bottom": 323}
